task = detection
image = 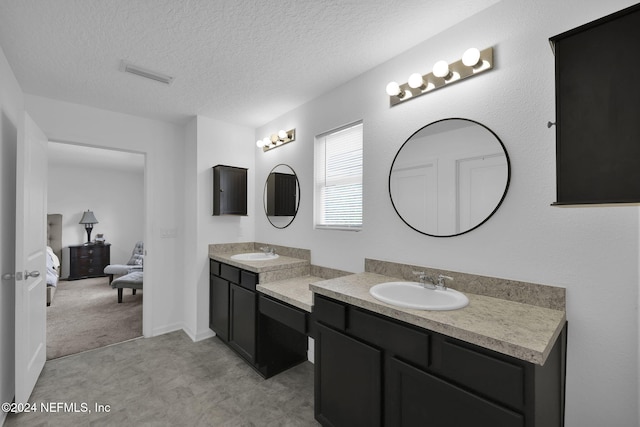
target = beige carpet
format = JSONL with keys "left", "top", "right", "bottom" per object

{"left": 46, "top": 276, "right": 142, "bottom": 360}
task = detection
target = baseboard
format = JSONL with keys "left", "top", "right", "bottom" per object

{"left": 181, "top": 325, "right": 215, "bottom": 342}
{"left": 150, "top": 322, "right": 183, "bottom": 337}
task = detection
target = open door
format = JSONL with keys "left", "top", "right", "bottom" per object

{"left": 14, "top": 112, "right": 47, "bottom": 403}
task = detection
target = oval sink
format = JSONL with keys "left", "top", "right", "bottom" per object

{"left": 370, "top": 282, "right": 469, "bottom": 311}
{"left": 230, "top": 252, "right": 280, "bottom": 261}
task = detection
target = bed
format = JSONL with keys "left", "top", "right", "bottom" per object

{"left": 46, "top": 214, "right": 62, "bottom": 306}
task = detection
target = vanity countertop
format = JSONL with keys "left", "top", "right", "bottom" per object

{"left": 309, "top": 272, "right": 566, "bottom": 365}
{"left": 257, "top": 275, "right": 323, "bottom": 312}
{"left": 209, "top": 252, "right": 309, "bottom": 274}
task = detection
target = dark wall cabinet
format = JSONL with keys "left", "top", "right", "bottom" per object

{"left": 266, "top": 172, "right": 297, "bottom": 216}
{"left": 314, "top": 295, "right": 567, "bottom": 427}
{"left": 550, "top": 4, "right": 640, "bottom": 204}
{"left": 209, "top": 260, "right": 307, "bottom": 378}
{"left": 67, "top": 243, "right": 110, "bottom": 280}
{"left": 212, "top": 165, "right": 247, "bottom": 215}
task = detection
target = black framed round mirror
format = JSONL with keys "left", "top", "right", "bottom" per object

{"left": 389, "top": 118, "right": 510, "bottom": 237}
{"left": 263, "top": 164, "right": 300, "bottom": 229}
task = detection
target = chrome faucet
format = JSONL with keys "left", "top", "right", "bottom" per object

{"left": 413, "top": 271, "right": 436, "bottom": 290}
{"left": 260, "top": 246, "right": 275, "bottom": 255}
{"left": 435, "top": 274, "right": 453, "bottom": 290}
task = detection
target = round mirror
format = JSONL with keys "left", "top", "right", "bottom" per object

{"left": 389, "top": 118, "right": 510, "bottom": 237}
{"left": 263, "top": 164, "right": 300, "bottom": 229}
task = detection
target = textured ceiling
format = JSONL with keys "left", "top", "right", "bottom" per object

{"left": 0, "top": 0, "right": 500, "bottom": 128}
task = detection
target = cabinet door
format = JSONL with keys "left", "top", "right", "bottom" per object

{"left": 386, "top": 357, "right": 524, "bottom": 427}
{"left": 213, "top": 165, "right": 247, "bottom": 215}
{"left": 209, "top": 275, "right": 230, "bottom": 341}
{"left": 315, "top": 323, "right": 382, "bottom": 427}
{"left": 551, "top": 5, "right": 640, "bottom": 204}
{"left": 229, "top": 283, "right": 256, "bottom": 363}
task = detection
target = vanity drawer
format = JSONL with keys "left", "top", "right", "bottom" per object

{"left": 259, "top": 295, "right": 307, "bottom": 334}
{"left": 210, "top": 260, "right": 220, "bottom": 276}
{"left": 348, "top": 308, "right": 430, "bottom": 370}
{"left": 439, "top": 339, "right": 525, "bottom": 410}
{"left": 314, "top": 295, "right": 346, "bottom": 331}
{"left": 240, "top": 270, "right": 258, "bottom": 291}
{"left": 220, "top": 263, "right": 240, "bottom": 283}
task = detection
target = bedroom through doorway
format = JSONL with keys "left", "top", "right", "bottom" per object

{"left": 46, "top": 141, "right": 145, "bottom": 360}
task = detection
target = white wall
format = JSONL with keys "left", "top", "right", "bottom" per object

{"left": 0, "top": 44, "right": 23, "bottom": 427}
{"left": 182, "top": 115, "right": 255, "bottom": 341}
{"left": 25, "top": 94, "right": 185, "bottom": 338}
{"left": 255, "top": 1, "right": 639, "bottom": 426}
{"left": 47, "top": 160, "right": 144, "bottom": 267}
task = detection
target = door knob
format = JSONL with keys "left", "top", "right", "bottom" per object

{"left": 24, "top": 270, "right": 40, "bottom": 278}
{"left": 2, "top": 273, "right": 14, "bottom": 281}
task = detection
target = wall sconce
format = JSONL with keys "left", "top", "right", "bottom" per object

{"left": 79, "top": 210, "right": 98, "bottom": 244}
{"left": 256, "top": 129, "right": 296, "bottom": 152}
{"left": 386, "top": 47, "right": 494, "bottom": 106}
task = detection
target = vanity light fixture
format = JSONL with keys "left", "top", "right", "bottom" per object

{"left": 256, "top": 129, "right": 296, "bottom": 152}
{"left": 386, "top": 46, "right": 494, "bottom": 106}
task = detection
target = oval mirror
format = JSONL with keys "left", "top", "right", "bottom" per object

{"left": 389, "top": 118, "right": 510, "bottom": 237}
{"left": 263, "top": 164, "right": 300, "bottom": 229}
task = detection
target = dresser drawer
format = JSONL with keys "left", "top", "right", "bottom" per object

{"left": 259, "top": 295, "right": 307, "bottom": 334}
{"left": 220, "top": 263, "right": 240, "bottom": 283}
{"left": 314, "top": 295, "right": 346, "bottom": 331}
{"left": 349, "top": 308, "right": 430, "bottom": 371}
{"left": 439, "top": 339, "right": 525, "bottom": 410}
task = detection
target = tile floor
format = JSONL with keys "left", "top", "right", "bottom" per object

{"left": 5, "top": 331, "right": 318, "bottom": 426}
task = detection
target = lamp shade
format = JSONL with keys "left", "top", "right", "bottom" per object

{"left": 79, "top": 210, "right": 98, "bottom": 224}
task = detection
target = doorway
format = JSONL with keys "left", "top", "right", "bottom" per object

{"left": 46, "top": 141, "right": 145, "bottom": 359}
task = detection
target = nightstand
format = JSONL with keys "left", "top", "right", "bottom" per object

{"left": 66, "top": 243, "right": 111, "bottom": 280}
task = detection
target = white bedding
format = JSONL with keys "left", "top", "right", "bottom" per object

{"left": 46, "top": 246, "right": 60, "bottom": 287}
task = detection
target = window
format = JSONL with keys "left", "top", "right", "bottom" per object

{"left": 314, "top": 122, "right": 363, "bottom": 230}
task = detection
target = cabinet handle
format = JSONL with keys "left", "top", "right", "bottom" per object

{"left": 547, "top": 121, "right": 556, "bottom": 128}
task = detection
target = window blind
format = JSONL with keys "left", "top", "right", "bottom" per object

{"left": 315, "top": 122, "right": 363, "bottom": 230}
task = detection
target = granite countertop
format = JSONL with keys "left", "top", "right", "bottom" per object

{"left": 257, "top": 276, "right": 322, "bottom": 312}
{"left": 209, "top": 252, "right": 309, "bottom": 274}
{"left": 310, "top": 272, "right": 566, "bottom": 365}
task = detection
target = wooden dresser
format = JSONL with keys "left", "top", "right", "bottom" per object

{"left": 66, "top": 243, "right": 110, "bottom": 280}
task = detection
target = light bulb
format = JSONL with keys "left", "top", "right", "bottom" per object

{"left": 256, "top": 139, "right": 265, "bottom": 148}
{"left": 278, "top": 129, "right": 287, "bottom": 140}
{"left": 408, "top": 73, "right": 425, "bottom": 89}
{"left": 432, "top": 60, "right": 450, "bottom": 79}
{"left": 386, "top": 81, "right": 402, "bottom": 97}
{"left": 263, "top": 137, "right": 270, "bottom": 147}
{"left": 270, "top": 134, "right": 279, "bottom": 143}
{"left": 462, "top": 48, "right": 481, "bottom": 67}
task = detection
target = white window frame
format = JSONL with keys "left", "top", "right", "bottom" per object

{"left": 314, "top": 121, "right": 363, "bottom": 231}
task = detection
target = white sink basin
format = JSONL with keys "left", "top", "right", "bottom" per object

{"left": 370, "top": 282, "right": 469, "bottom": 311}
{"left": 230, "top": 252, "right": 280, "bottom": 261}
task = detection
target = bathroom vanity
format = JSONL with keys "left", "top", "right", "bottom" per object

{"left": 209, "top": 243, "right": 315, "bottom": 378}
{"left": 209, "top": 244, "right": 567, "bottom": 427}
{"left": 311, "top": 272, "right": 566, "bottom": 427}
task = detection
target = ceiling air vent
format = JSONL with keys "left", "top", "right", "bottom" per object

{"left": 119, "top": 60, "right": 174, "bottom": 85}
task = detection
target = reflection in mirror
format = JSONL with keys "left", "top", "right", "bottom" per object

{"left": 263, "top": 164, "right": 300, "bottom": 229}
{"left": 389, "top": 118, "right": 510, "bottom": 237}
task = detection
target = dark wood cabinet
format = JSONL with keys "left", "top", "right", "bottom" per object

{"left": 315, "top": 323, "right": 382, "bottom": 427}
{"left": 67, "top": 243, "right": 110, "bottom": 280}
{"left": 209, "top": 268, "right": 229, "bottom": 341}
{"left": 550, "top": 4, "right": 640, "bottom": 205}
{"left": 212, "top": 165, "right": 247, "bottom": 215}
{"left": 386, "top": 357, "right": 523, "bottom": 427}
{"left": 229, "top": 283, "right": 257, "bottom": 363}
{"left": 209, "top": 260, "right": 307, "bottom": 378}
{"left": 266, "top": 172, "right": 297, "bottom": 216}
{"left": 313, "top": 294, "right": 567, "bottom": 427}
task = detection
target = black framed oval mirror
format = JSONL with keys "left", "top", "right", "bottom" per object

{"left": 263, "top": 164, "right": 300, "bottom": 229}
{"left": 389, "top": 118, "right": 510, "bottom": 237}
